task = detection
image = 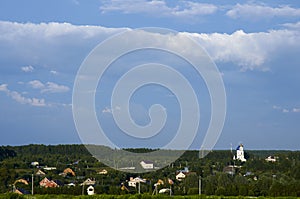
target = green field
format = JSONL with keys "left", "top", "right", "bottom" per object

{"left": 0, "top": 194, "right": 299, "bottom": 199}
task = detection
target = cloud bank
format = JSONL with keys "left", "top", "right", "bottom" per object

{"left": 1, "top": 20, "right": 300, "bottom": 73}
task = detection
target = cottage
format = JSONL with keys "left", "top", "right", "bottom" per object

{"left": 36, "top": 170, "right": 46, "bottom": 176}
{"left": 98, "top": 169, "right": 108, "bottom": 175}
{"left": 265, "top": 156, "right": 277, "bottom": 162}
{"left": 159, "top": 188, "right": 171, "bottom": 194}
{"left": 63, "top": 168, "right": 76, "bottom": 176}
{"left": 43, "top": 166, "right": 57, "bottom": 171}
{"left": 128, "top": 177, "right": 146, "bottom": 188}
{"left": 154, "top": 179, "right": 164, "bottom": 187}
{"left": 39, "top": 177, "right": 58, "bottom": 188}
{"left": 31, "top": 161, "right": 39, "bottom": 167}
{"left": 128, "top": 179, "right": 137, "bottom": 188}
{"left": 175, "top": 167, "right": 190, "bottom": 181}
{"left": 223, "top": 165, "right": 235, "bottom": 175}
{"left": 176, "top": 172, "right": 186, "bottom": 181}
{"left": 67, "top": 182, "right": 76, "bottom": 187}
{"left": 140, "top": 160, "right": 154, "bottom": 169}
{"left": 80, "top": 178, "right": 96, "bottom": 186}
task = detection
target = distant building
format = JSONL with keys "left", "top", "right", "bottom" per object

{"left": 39, "top": 177, "right": 50, "bottom": 187}
{"left": 67, "top": 182, "right": 76, "bottom": 187}
{"left": 159, "top": 188, "right": 171, "bottom": 194}
{"left": 243, "top": 171, "right": 253, "bottom": 177}
{"left": 140, "top": 160, "right": 154, "bottom": 169}
{"left": 128, "top": 179, "right": 137, "bottom": 188}
{"left": 175, "top": 167, "right": 190, "bottom": 181}
{"left": 14, "top": 188, "right": 30, "bottom": 195}
{"left": 177, "top": 167, "right": 189, "bottom": 173}
{"left": 128, "top": 177, "right": 146, "bottom": 188}
{"left": 43, "top": 166, "right": 57, "bottom": 171}
{"left": 265, "top": 156, "right": 277, "bottom": 162}
{"left": 98, "top": 169, "right": 108, "bottom": 175}
{"left": 39, "top": 177, "right": 59, "bottom": 188}
{"left": 119, "top": 166, "right": 136, "bottom": 170}
{"left": 233, "top": 144, "right": 247, "bottom": 162}
{"left": 176, "top": 172, "right": 186, "bottom": 181}
{"left": 36, "top": 170, "right": 46, "bottom": 176}
{"left": 223, "top": 165, "right": 235, "bottom": 175}
{"left": 80, "top": 178, "right": 96, "bottom": 186}
{"left": 31, "top": 161, "right": 39, "bottom": 167}
{"left": 87, "top": 185, "right": 95, "bottom": 195}
{"left": 63, "top": 168, "right": 76, "bottom": 176}
{"left": 154, "top": 179, "right": 164, "bottom": 187}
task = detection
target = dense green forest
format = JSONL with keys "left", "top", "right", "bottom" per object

{"left": 0, "top": 144, "right": 300, "bottom": 197}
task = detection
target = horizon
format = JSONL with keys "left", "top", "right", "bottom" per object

{"left": 1, "top": 143, "right": 299, "bottom": 151}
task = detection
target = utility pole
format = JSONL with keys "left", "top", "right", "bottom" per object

{"left": 31, "top": 174, "right": 34, "bottom": 195}
{"left": 198, "top": 175, "right": 201, "bottom": 196}
{"left": 138, "top": 181, "right": 141, "bottom": 194}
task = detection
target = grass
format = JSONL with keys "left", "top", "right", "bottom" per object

{"left": 0, "top": 194, "right": 299, "bottom": 199}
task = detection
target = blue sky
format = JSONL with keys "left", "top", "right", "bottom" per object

{"left": 0, "top": 0, "right": 300, "bottom": 150}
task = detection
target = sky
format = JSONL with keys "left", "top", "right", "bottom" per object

{"left": 0, "top": 0, "right": 300, "bottom": 150}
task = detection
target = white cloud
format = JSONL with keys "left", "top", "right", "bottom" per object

{"left": 100, "top": 0, "right": 217, "bottom": 17}
{"left": 28, "top": 80, "right": 69, "bottom": 93}
{"left": 102, "top": 106, "right": 121, "bottom": 114}
{"left": 227, "top": 4, "right": 300, "bottom": 19}
{"left": 0, "top": 21, "right": 125, "bottom": 41}
{"left": 282, "top": 108, "right": 289, "bottom": 113}
{"left": 170, "top": 2, "right": 218, "bottom": 17}
{"left": 282, "top": 21, "right": 300, "bottom": 30}
{"left": 273, "top": 105, "right": 288, "bottom": 113}
{"left": 186, "top": 28, "right": 300, "bottom": 71}
{"left": 0, "top": 84, "right": 46, "bottom": 107}
{"left": 292, "top": 108, "right": 300, "bottom": 113}
{"left": 50, "top": 70, "right": 58, "bottom": 75}
{"left": 28, "top": 80, "right": 45, "bottom": 89}
{"left": 9, "top": 91, "right": 46, "bottom": 107}
{"left": 72, "top": 0, "right": 80, "bottom": 5}
{"left": 0, "top": 84, "right": 8, "bottom": 92}
{"left": 102, "top": 107, "right": 112, "bottom": 113}
{"left": 273, "top": 105, "right": 300, "bottom": 113}
{"left": 41, "top": 82, "right": 70, "bottom": 93}
{"left": 21, "top": 65, "right": 34, "bottom": 72}
{"left": 272, "top": 105, "right": 282, "bottom": 110}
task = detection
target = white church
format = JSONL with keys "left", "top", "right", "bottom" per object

{"left": 233, "top": 144, "right": 247, "bottom": 162}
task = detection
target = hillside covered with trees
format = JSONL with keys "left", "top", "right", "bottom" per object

{"left": 0, "top": 144, "right": 300, "bottom": 197}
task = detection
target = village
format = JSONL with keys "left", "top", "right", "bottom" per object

{"left": 1, "top": 144, "right": 297, "bottom": 197}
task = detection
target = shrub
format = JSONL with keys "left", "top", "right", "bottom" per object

{"left": 0, "top": 193, "right": 25, "bottom": 199}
